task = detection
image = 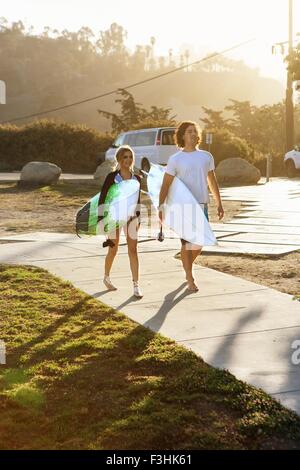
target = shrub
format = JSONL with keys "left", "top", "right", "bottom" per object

{"left": 254, "top": 152, "right": 285, "bottom": 177}
{"left": 200, "top": 128, "right": 254, "bottom": 166}
{"left": 0, "top": 120, "right": 114, "bottom": 173}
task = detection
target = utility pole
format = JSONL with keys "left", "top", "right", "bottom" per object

{"left": 286, "top": 0, "right": 294, "bottom": 151}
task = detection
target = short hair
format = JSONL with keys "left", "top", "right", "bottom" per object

{"left": 174, "top": 121, "right": 201, "bottom": 148}
{"left": 114, "top": 145, "right": 135, "bottom": 172}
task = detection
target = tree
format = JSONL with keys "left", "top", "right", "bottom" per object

{"left": 77, "top": 26, "right": 96, "bottom": 53}
{"left": 95, "top": 22, "right": 129, "bottom": 73}
{"left": 147, "top": 105, "right": 176, "bottom": 122}
{"left": 96, "top": 22, "right": 127, "bottom": 57}
{"left": 131, "top": 45, "right": 147, "bottom": 72}
{"left": 225, "top": 99, "right": 256, "bottom": 141}
{"left": 97, "top": 89, "right": 176, "bottom": 133}
{"left": 250, "top": 103, "right": 286, "bottom": 155}
{"left": 149, "top": 36, "right": 156, "bottom": 71}
{"left": 200, "top": 107, "right": 229, "bottom": 130}
{"left": 184, "top": 49, "right": 190, "bottom": 72}
{"left": 225, "top": 99, "right": 286, "bottom": 155}
{"left": 158, "top": 56, "right": 166, "bottom": 70}
{"left": 168, "top": 48, "right": 175, "bottom": 68}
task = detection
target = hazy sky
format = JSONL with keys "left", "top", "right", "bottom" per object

{"left": 2, "top": 0, "right": 300, "bottom": 83}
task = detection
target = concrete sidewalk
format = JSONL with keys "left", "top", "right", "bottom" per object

{"left": 1, "top": 231, "right": 300, "bottom": 416}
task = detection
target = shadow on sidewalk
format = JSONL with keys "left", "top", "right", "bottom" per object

{"left": 143, "top": 283, "right": 190, "bottom": 332}
{"left": 209, "top": 303, "right": 265, "bottom": 370}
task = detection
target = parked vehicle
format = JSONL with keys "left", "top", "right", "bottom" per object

{"left": 284, "top": 146, "right": 300, "bottom": 178}
{"left": 105, "top": 127, "right": 177, "bottom": 172}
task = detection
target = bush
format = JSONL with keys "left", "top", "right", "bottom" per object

{"left": 200, "top": 128, "right": 288, "bottom": 177}
{"left": 200, "top": 128, "right": 254, "bottom": 167}
{"left": 0, "top": 120, "right": 114, "bottom": 173}
{"left": 255, "top": 153, "right": 285, "bottom": 177}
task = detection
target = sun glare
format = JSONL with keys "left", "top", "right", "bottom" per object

{"left": 1, "top": 0, "right": 300, "bottom": 82}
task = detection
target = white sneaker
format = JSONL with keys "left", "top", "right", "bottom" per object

{"left": 103, "top": 275, "right": 117, "bottom": 291}
{"left": 133, "top": 281, "right": 143, "bottom": 299}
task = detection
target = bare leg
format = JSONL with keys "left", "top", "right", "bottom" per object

{"left": 125, "top": 219, "right": 139, "bottom": 282}
{"left": 181, "top": 244, "right": 194, "bottom": 283}
{"left": 127, "top": 238, "right": 139, "bottom": 282}
{"left": 192, "top": 248, "right": 202, "bottom": 262}
{"left": 181, "top": 243, "right": 201, "bottom": 291}
{"left": 104, "top": 229, "right": 120, "bottom": 277}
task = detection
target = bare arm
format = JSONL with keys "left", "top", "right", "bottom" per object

{"left": 207, "top": 170, "right": 224, "bottom": 220}
{"left": 158, "top": 173, "right": 174, "bottom": 222}
{"left": 159, "top": 173, "right": 174, "bottom": 207}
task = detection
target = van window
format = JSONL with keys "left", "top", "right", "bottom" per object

{"left": 114, "top": 134, "right": 124, "bottom": 147}
{"left": 135, "top": 131, "right": 157, "bottom": 147}
{"left": 161, "top": 130, "right": 175, "bottom": 145}
{"left": 123, "top": 133, "right": 137, "bottom": 146}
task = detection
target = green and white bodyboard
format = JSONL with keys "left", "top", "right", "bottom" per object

{"left": 76, "top": 179, "right": 139, "bottom": 236}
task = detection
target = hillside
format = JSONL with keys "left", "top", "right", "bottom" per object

{"left": 0, "top": 20, "right": 284, "bottom": 131}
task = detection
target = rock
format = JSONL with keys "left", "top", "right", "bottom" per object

{"left": 94, "top": 160, "right": 116, "bottom": 186}
{"left": 282, "top": 272, "right": 296, "bottom": 279}
{"left": 215, "top": 158, "right": 261, "bottom": 186}
{"left": 19, "top": 161, "right": 62, "bottom": 187}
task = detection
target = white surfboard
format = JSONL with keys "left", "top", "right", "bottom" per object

{"left": 147, "top": 164, "right": 217, "bottom": 247}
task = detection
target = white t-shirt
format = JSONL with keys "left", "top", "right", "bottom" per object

{"left": 165, "top": 149, "right": 215, "bottom": 204}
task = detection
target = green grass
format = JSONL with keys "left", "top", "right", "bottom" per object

{"left": 1, "top": 264, "right": 300, "bottom": 450}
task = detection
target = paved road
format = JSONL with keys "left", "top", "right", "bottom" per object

{"left": 0, "top": 172, "right": 94, "bottom": 181}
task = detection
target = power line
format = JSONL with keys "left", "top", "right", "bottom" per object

{"left": 0, "top": 38, "right": 255, "bottom": 125}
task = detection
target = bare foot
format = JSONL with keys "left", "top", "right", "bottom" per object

{"left": 186, "top": 276, "right": 199, "bottom": 292}
{"left": 187, "top": 281, "right": 199, "bottom": 292}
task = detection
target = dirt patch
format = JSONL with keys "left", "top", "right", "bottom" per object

{"left": 0, "top": 181, "right": 98, "bottom": 236}
{"left": 208, "top": 197, "right": 242, "bottom": 223}
{"left": 195, "top": 252, "right": 300, "bottom": 296}
{"left": 0, "top": 180, "right": 153, "bottom": 236}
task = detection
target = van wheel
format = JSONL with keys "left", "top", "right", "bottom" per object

{"left": 286, "top": 159, "right": 296, "bottom": 178}
{"left": 141, "top": 158, "right": 150, "bottom": 174}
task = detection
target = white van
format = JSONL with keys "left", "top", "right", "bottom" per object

{"left": 105, "top": 127, "right": 177, "bottom": 172}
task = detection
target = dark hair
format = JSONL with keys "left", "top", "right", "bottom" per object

{"left": 174, "top": 121, "right": 201, "bottom": 148}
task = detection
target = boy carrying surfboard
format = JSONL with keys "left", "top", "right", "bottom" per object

{"left": 158, "top": 121, "right": 224, "bottom": 292}
{"left": 99, "top": 145, "right": 143, "bottom": 299}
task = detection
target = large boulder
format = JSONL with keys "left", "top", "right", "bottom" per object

{"left": 94, "top": 160, "right": 116, "bottom": 186}
{"left": 215, "top": 158, "right": 261, "bottom": 186}
{"left": 19, "top": 161, "right": 62, "bottom": 187}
